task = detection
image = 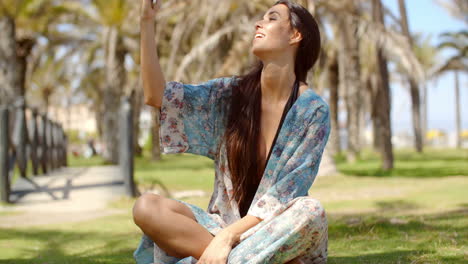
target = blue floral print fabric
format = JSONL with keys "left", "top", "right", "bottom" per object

{"left": 133, "top": 76, "right": 331, "bottom": 264}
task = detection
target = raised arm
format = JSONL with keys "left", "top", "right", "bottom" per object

{"left": 140, "top": 0, "right": 165, "bottom": 108}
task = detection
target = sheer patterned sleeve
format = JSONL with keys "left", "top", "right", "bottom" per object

{"left": 158, "top": 76, "right": 237, "bottom": 160}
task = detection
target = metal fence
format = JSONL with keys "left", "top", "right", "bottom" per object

{"left": 0, "top": 97, "right": 68, "bottom": 203}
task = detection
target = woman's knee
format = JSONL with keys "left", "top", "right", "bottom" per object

{"left": 132, "top": 192, "right": 164, "bottom": 227}
{"left": 291, "top": 196, "right": 327, "bottom": 225}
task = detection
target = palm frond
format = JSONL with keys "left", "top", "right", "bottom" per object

{"left": 356, "top": 15, "right": 426, "bottom": 82}
{"left": 174, "top": 24, "right": 237, "bottom": 80}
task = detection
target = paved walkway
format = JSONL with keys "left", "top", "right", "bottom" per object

{"left": 0, "top": 166, "right": 128, "bottom": 227}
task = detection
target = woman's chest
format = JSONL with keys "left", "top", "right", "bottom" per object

{"left": 257, "top": 107, "right": 287, "bottom": 171}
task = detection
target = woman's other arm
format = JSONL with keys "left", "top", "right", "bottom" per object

{"left": 140, "top": 0, "right": 165, "bottom": 108}
{"left": 196, "top": 215, "right": 262, "bottom": 263}
{"left": 222, "top": 215, "right": 262, "bottom": 245}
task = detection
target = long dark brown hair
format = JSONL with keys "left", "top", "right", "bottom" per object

{"left": 223, "top": 0, "right": 321, "bottom": 217}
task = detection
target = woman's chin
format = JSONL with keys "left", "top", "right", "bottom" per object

{"left": 252, "top": 47, "right": 269, "bottom": 60}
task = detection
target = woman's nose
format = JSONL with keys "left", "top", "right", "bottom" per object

{"left": 255, "top": 20, "right": 262, "bottom": 30}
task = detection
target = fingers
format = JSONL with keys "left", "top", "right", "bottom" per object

{"left": 154, "top": 0, "right": 162, "bottom": 12}
{"left": 141, "top": 0, "right": 150, "bottom": 9}
{"left": 140, "top": 0, "right": 158, "bottom": 21}
{"left": 142, "top": 0, "right": 157, "bottom": 11}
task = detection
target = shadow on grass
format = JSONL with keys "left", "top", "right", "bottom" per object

{"left": 328, "top": 250, "right": 421, "bottom": 264}
{"left": 328, "top": 250, "right": 464, "bottom": 264}
{"left": 0, "top": 228, "right": 137, "bottom": 264}
{"left": 375, "top": 200, "right": 420, "bottom": 211}
{"left": 339, "top": 165, "right": 467, "bottom": 178}
{"left": 0, "top": 209, "right": 466, "bottom": 263}
{"left": 327, "top": 209, "right": 467, "bottom": 264}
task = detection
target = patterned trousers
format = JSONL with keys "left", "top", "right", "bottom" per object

{"left": 134, "top": 196, "right": 328, "bottom": 264}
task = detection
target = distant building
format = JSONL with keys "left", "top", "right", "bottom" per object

{"left": 48, "top": 104, "right": 97, "bottom": 134}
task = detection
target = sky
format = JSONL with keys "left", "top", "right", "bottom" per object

{"left": 382, "top": 0, "right": 467, "bottom": 135}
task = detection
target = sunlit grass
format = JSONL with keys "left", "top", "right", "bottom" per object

{"left": 335, "top": 147, "right": 468, "bottom": 177}
{"left": 134, "top": 153, "right": 216, "bottom": 192}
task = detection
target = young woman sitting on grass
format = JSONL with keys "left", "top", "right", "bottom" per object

{"left": 133, "top": 0, "right": 331, "bottom": 263}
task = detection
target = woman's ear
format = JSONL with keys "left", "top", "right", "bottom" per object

{"left": 289, "top": 28, "right": 302, "bottom": 45}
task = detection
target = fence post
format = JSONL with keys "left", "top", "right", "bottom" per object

{"left": 57, "top": 124, "right": 63, "bottom": 167}
{"left": 40, "top": 114, "right": 48, "bottom": 174}
{"left": 120, "top": 96, "right": 136, "bottom": 197}
{"left": 45, "top": 118, "right": 52, "bottom": 173}
{"left": 0, "top": 106, "right": 10, "bottom": 203}
{"left": 30, "top": 108, "right": 39, "bottom": 175}
{"left": 63, "top": 133, "right": 68, "bottom": 167}
{"left": 50, "top": 122, "right": 57, "bottom": 170}
{"left": 13, "top": 97, "right": 27, "bottom": 178}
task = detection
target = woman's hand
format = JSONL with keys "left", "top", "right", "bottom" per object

{"left": 140, "top": 0, "right": 161, "bottom": 22}
{"left": 196, "top": 230, "right": 237, "bottom": 264}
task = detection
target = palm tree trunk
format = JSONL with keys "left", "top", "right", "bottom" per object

{"left": 131, "top": 79, "right": 144, "bottom": 157}
{"left": 372, "top": 0, "right": 394, "bottom": 170}
{"left": 359, "top": 92, "right": 367, "bottom": 149}
{"left": 409, "top": 80, "right": 423, "bottom": 151}
{"left": 455, "top": 71, "right": 461, "bottom": 149}
{"left": 16, "top": 38, "right": 35, "bottom": 96}
{"left": 398, "top": 0, "right": 423, "bottom": 152}
{"left": 338, "top": 9, "right": 362, "bottom": 163}
{"left": 422, "top": 82, "right": 428, "bottom": 145}
{"left": 328, "top": 51, "right": 341, "bottom": 155}
{"left": 102, "top": 27, "right": 126, "bottom": 164}
{"left": 368, "top": 76, "right": 381, "bottom": 151}
{"left": 0, "top": 16, "right": 20, "bottom": 105}
{"left": 95, "top": 109, "right": 103, "bottom": 139}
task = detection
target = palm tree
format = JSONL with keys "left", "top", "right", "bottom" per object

{"left": 28, "top": 48, "right": 71, "bottom": 113}
{"left": 75, "top": 67, "right": 105, "bottom": 139}
{"left": 434, "top": 30, "right": 467, "bottom": 148}
{"left": 0, "top": 0, "right": 67, "bottom": 105}
{"left": 65, "top": 0, "right": 136, "bottom": 163}
{"left": 325, "top": 49, "right": 341, "bottom": 156}
{"left": 398, "top": 0, "right": 424, "bottom": 153}
{"left": 370, "top": 0, "right": 393, "bottom": 170}
{"left": 412, "top": 33, "right": 439, "bottom": 144}
{"left": 337, "top": 1, "right": 362, "bottom": 163}
{"left": 0, "top": 14, "right": 19, "bottom": 105}
{"left": 434, "top": 0, "right": 467, "bottom": 149}
{"left": 434, "top": 0, "right": 468, "bottom": 23}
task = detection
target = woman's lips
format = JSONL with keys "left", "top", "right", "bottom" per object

{"left": 255, "top": 32, "right": 266, "bottom": 38}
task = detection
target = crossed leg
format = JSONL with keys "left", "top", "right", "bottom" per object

{"left": 132, "top": 193, "right": 215, "bottom": 259}
{"left": 227, "top": 196, "right": 328, "bottom": 264}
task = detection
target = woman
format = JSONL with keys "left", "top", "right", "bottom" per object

{"left": 133, "top": 0, "right": 330, "bottom": 263}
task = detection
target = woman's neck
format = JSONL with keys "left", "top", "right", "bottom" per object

{"left": 260, "top": 60, "right": 296, "bottom": 104}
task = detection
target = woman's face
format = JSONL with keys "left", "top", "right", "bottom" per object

{"left": 251, "top": 4, "right": 300, "bottom": 60}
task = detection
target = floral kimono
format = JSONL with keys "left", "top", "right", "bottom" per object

{"left": 133, "top": 76, "right": 331, "bottom": 264}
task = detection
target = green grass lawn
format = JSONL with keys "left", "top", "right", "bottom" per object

{"left": 1, "top": 148, "right": 466, "bottom": 263}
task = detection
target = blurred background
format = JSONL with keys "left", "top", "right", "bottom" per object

{"left": 0, "top": 0, "right": 466, "bottom": 263}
